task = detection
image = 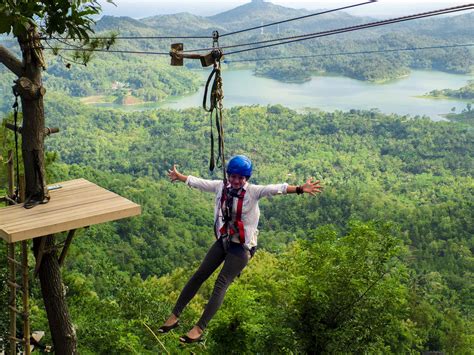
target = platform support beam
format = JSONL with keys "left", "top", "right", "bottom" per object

{"left": 58, "top": 229, "right": 76, "bottom": 267}
{"left": 33, "top": 236, "right": 47, "bottom": 277}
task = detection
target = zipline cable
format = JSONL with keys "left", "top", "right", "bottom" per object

{"left": 43, "top": 41, "right": 474, "bottom": 59}
{"left": 180, "top": 3, "right": 474, "bottom": 54}
{"left": 43, "top": 39, "right": 474, "bottom": 59}
{"left": 42, "top": 3, "right": 473, "bottom": 54}
{"left": 59, "top": 35, "right": 212, "bottom": 40}
{"left": 49, "top": 36, "right": 84, "bottom": 49}
{"left": 43, "top": 40, "right": 92, "bottom": 66}
{"left": 222, "top": 4, "right": 474, "bottom": 55}
{"left": 41, "top": 4, "right": 474, "bottom": 58}
{"left": 49, "top": 1, "right": 375, "bottom": 41}
{"left": 42, "top": 46, "right": 170, "bottom": 56}
{"left": 223, "top": 43, "right": 474, "bottom": 64}
{"left": 219, "top": 0, "right": 377, "bottom": 37}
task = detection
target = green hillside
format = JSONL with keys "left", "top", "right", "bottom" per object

{"left": 1, "top": 2, "right": 474, "bottom": 353}
{"left": 1, "top": 89, "right": 473, "bottom": 352}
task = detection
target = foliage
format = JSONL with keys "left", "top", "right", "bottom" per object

{"left": 9, "top": 96, "right": 467, "bottom": 352}
{"left": 0, "top": 114, "right": 23, "bottom": 193}
{"left": 0, "top": 0, "right": 113, "bottom": 39}
{"left": 43, "top": 56, "right": 200, "bottom": 102}
{"left": 428, "top": 80, "right": 474, "bottom": 100}
{"left": 1, "top": 2, "right": 473, "bottom": 349}
{"left": 445, "top": 103, "right": 474, "bottom": 125}
{"left": 252, "top": 33, "right": 473, "bottom": 82}
{"left": 23, "top": 220, "right": 470, "bottom": 353}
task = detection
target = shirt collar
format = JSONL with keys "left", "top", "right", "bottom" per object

{"left": 224, "top": 181, "right": 249, "bottom": 191}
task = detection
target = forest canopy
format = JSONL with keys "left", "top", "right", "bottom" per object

{"left": 3, "top": 96, "right": 472, "bottom": 352}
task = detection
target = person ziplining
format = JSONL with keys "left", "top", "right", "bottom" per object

{"left": 160, "top": 157, "right": 323, "bottom": 343}
{"left": 160, "top": 31, "right": 323, "bottom": 343}
{"left": 155, "top": 1, "right": 474, "bottom": 344}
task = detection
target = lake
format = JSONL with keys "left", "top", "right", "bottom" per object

{"left": 97, "top": 69, "right": 473, "bottom": 121}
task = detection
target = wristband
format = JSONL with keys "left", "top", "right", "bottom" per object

{"left": 296, "top": 186, "right": 304, "bottom": 195}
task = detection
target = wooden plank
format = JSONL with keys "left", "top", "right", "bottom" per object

{"left": 6, "top": 199, "right": 138, "bottom": 236}
{"left": 0, "top": 179, "right": 141, "bottom": 243}
{"left": 6, "top": 197, "right": 134, "bottom": 231}
{"left": 2, "top": 180, "right": 112, "bottom": 214}
{"left": 0, "top": 180, "right": 129, "bottom": 222}
{"left": 9, "top": 204, "right": 141, "bottom": 242}
{"left": 3, "top": 189, "right": 114, "bottom": 223}
{"left": 4, "top": 203, "right": 140, "bottom": 242}
{"left": 0, "top": 182, "right": 99, "bottom": 219}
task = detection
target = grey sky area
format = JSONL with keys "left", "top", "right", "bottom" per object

{"left": 101, "top": 1, "right": 472, "bottom": 19}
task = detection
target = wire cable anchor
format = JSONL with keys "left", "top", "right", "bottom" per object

{"left": 170, "top": 30, "right": 223, "bottom": 67}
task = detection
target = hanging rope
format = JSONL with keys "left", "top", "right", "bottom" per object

{"left": 202, "top": 32, "right": 225, "bottom": 179}
{"left": 12, "top": 89, "right": 20, "bottom": 203}
{"left": 215, "top": 63, "right": 226, "bottom": 181}
{"left": 203, "top": 60, "right": 225, "bottom": 176}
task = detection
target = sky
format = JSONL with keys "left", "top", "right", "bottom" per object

{"left": 100, "top": 1, "right": 473, "bottom": 19}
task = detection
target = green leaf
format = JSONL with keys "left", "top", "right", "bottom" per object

{"left": 0, "top": 16, "right": 12, "bottom": 34}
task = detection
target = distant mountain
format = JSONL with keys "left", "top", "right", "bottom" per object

{"left": 208, "top": 0, "right": 306, "bottom": 28}
{"left": 142, "top": 12, "right": 225, "bottom": 35}
{"left": 95, "top": 0, "right": 373, "bottom": 37}
{"left": 399, "top": 12, "right": 474, "bottom": 39}
{"left": 208, "top": 0, "right": 371, "bottom": 34}
{"left": 95, "top": 1, "right": 474, "bottom": 40}
{"left": 92, "top": 2, "right": 474, "bottom": 65}
{"left": 95, "top": 16, "right": 151, "bottom": 32}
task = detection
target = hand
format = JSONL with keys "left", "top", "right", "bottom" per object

{"left": 167, "top": 164, "right": 180, "bottom": 182}
{"left": 302, "top": 178, "right": 323, "bottom": 196}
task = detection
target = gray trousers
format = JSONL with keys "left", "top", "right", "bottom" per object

{"left": 172, "top": 239, "right": 250, "bottom": 330}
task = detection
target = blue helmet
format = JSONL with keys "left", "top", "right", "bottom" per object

{"left": 227, "top": 155, "right": 253, "bottom": 178}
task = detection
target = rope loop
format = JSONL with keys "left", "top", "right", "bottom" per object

{"left": 202, "top": 55, "right": 226, "bottom": 175}
{"left": 12, "top": 93, "right": 20, "bottom": 203}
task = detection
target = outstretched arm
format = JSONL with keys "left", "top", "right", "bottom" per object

{"left": 167, "top": 164, "right": 222, "bottom": 192}
{"left": 287, "top": 178, "right": 323, "bottom": 196}
{"left": 167, "top": 164, "right": 188, "bottom": 183}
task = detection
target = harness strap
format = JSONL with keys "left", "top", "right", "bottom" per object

{"left": 219, "top": 188, "right": 246, "bottom": 244}
{"left": 235, "top": 189, "right": 246, "bottom": 244}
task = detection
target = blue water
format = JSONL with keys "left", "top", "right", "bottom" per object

{"left": 96, "top": 69, "right": 473, "bottom": 121}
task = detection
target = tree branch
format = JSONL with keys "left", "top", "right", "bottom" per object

{"left": 0, "top": 44, "right": 23, "bottom": 77}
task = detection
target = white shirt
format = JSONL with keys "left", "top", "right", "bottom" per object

{"left": 185, "top": 175, "right": 289, "bottom": 249}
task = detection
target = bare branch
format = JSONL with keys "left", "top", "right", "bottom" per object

{"left": 0, "top": 44, "right": 22, "bottom": 77}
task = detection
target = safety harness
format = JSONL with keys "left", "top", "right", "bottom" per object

{"left": 218, "top": 187, "right": 246, "bottom": 245}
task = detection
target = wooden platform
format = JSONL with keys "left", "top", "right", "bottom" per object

{"left": 0, "top": 179, "right": 141, "bottom": 243}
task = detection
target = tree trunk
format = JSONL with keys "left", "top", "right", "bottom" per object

{"left": 33, "top": 236, "right": 77, "bottom": 354}
{"left": 16, "top": 35, "right": 48, "bottom": 205}
{"left": 15, "top": 29, "right": 77, "bottom": 354}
